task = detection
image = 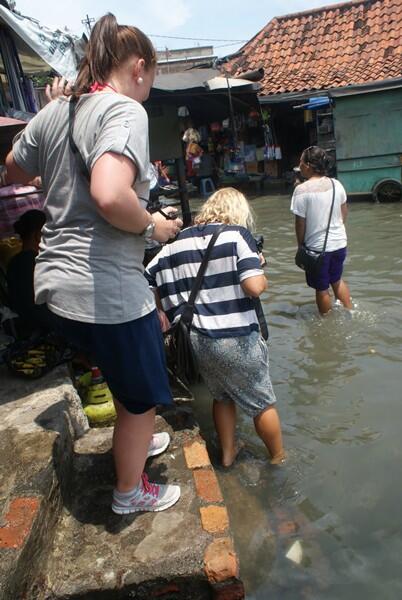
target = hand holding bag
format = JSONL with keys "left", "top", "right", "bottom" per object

{"left": 295, "top": 178, "right": 335, "bottom": 276}
{"left": 167, "top": 225, "right": 224, "bottom": 385}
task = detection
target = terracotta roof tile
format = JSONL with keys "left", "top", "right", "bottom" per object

{"left": 227, "top": 0, "right": 402, "bottom": 94}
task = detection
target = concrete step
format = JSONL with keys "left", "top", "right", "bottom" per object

{"left": 0, "top": 365, "right": 87, "bottom": 600}
{"left": 0, "top": 364, "right": 244, "bottom": 600}
{"left": 36, "top": 407, "right": 244, "bottom": 599}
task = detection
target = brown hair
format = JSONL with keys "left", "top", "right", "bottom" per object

{"left": 74, "top": 13, "right": 156, "bottom": 96}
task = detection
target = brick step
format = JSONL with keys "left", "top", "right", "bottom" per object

{"left": 34, "top": 408, "right": 244, "bottom": 600}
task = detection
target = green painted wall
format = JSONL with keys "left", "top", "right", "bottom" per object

{"left": 334, "top": 88, "right": 402, "bottom": 194}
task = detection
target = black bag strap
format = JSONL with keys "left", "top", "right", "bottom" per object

{"left": 180, "top": 224, "right": 225, "bottom": 327}
{"left": 68, "top": 96, "right": 90, "bottom": 182}
{"left": 322, "top": 178, "right": 336, "bottom": 253}
{"left": 254, "top": 297, "right": 269, "bottom": 341}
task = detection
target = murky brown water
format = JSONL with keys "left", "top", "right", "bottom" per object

{"left": 191, "top": 195, "right": 402, "bottom": 600}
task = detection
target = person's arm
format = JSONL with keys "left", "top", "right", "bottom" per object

{"left": 240, "top": 274, "right": 268, "bottom": 297}
{"left": 90, "top": 152, "right": 182, "bottom": 242}
{"left": 295, "top": 215, "right": 306, "bottom": 247}
{"left": 4, "top": 152, "right": 34, "bottom": 185}
{"left": 341, "top": 202, "right": 348, "bottom": 223}
{"left": 237, "top": 229, "right": 267, "bottom": 297}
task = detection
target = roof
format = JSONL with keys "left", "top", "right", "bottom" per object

{"left": 226, "top": 0, "right": 402, "bottom": 96}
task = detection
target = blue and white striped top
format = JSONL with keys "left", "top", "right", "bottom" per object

{"left": 145, "top": 223, "right": 264, "bottom": 338}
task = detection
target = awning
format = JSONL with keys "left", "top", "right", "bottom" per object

{"left": 153, "top": 68, "right": 218, "bottom": 92}
{"left": 293, "top": 96, "right": 332, "bottom": 110}
{"left": 0, "top": 5, "right": 84, "bottom": 78}
{"left": 205, "top": 76, "right": 260, "bottom": 92}
{"left": 153, "top": 68, "right": 260, "bottom": 94}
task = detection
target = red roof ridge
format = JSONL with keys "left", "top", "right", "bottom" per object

{"left": 275, "top": 0, "right": 376, "bottom": 21}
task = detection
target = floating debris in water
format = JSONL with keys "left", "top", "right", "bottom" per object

{"left": 285, "top": 539, "right": 303, "bottom": 564}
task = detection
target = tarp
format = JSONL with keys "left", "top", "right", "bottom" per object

{"left": 153, "top": 68, "right": 219, "bottom": 92}
{"left": 153, "top": 68, "right": 260, "bottom": 93}
{"left": 0, "top": 5, "right": 82, "bottom": 79}
{"left": 293, "top": 96, "right": 332, "bottom": 110}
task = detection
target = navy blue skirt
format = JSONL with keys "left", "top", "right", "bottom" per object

{"left": 55, "top": 310, "right": 172, "bottom": 414}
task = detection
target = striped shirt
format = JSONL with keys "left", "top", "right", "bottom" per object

{"left": 145, "top": 223, "right": 264, "bottom": 338}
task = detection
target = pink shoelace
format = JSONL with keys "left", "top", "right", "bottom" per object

{"left": 141, "top": 473, "right": 159, "bottom": 497}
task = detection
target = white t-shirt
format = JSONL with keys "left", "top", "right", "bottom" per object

{"left": 290, "top": 177, "right": 347, "bottom": 252}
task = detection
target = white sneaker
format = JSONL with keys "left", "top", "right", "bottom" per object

{"left": 112, "top": 473, "right": 181, "bottom": 514}
{"left": 147, "top": 432, "right": 170, "bottom": 458}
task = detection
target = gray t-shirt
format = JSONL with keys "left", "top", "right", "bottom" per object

{"left": 13, "top": 93, "right": 155, "bottom": 324}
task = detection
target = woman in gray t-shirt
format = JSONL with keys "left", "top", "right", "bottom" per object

{"left": 6, "top": 14, "right": 182, "bottom": 515}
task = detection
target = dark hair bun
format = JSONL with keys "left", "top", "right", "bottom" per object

{"left": 13, "top": 210, "right": 45, "bottom": 239}
{"left": 302, "top": 146, "right": 329, "bottom": 175}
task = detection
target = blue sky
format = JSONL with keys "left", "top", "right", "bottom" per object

{"left": 14, "top": 0, "right": 344, "bottom": 56}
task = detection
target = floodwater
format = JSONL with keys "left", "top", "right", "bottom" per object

{"left": 191, "top": 194, "right": 402, "bottom": 600}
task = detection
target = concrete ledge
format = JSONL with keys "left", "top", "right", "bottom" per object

{"left": 0, "top": 365, "right": 244, "bottom": 599}
{"left": 0, "top": 364, "right": 87, "bottom": 600}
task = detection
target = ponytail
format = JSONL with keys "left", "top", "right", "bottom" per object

{"left": 74, "top": 13, "right": 156, "bottom": 96}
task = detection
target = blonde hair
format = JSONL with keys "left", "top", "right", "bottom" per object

{"left": 194, "top": 188, "right": 254, "bottom": 230}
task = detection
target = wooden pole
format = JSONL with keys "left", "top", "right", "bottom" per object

{"left": 175, "top": 157, "right": 192, "bottom": 226}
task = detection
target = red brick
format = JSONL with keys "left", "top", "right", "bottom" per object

{"left": 200, "top": 506, "right": 229, "bottom": 534}
{"left": 204, "top": 537, "right": 239, "bottom": 583}
{"left": 212, "top": 581, "right": 245, "bottom": 600}
{"left": 193, "top": 469, "right": 223, "bottom": 503}
{"left": 0, "top": 497, "right": 40, "bottom": 549}
{"left": 183, "top": 440, "right": 210, "bottom": 469}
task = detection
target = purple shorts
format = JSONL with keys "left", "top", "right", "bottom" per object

{"left": 306, "top": 246, "right": 347, "bottom": 291}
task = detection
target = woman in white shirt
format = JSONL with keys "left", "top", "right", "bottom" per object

{"left": 291, "top": 146, "right": 352, "bottom": 314}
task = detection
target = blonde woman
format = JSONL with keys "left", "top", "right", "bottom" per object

{"left": 146, "top": 188, "right": 285, "bottom": 466}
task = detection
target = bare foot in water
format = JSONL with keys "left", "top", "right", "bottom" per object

{"left": 270, "top": 450, "right": 287, "bottom": 466}
{"left": 221, "top": 440, "right": 245, "bottom": 468}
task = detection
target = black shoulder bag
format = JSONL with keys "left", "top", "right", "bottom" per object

{"left": 167, "top": 225, "right": 224, "bottom": 385}
{"left": 295, "top": 178, "right": 335, "bottom": 277}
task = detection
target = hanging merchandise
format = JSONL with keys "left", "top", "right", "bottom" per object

{"left": 177, "top": 105, "right": 190, "bottom": 118}
{"left": 275, "top": 146, "right": 282, "bottom": 160}
{"left": 182, "top": 127, "right": 201, "bottom": 143}
{"left": 247, "top": 108, "right": 260, "bottom": 128}
{"left": 198, "top": 125, "right": 209, "bottom": 142}
{"left": 264, "top": 145, "right": 275, "bottom": 160}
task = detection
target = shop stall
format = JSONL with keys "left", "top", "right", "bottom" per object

{"left": 147, "top": 67, "right": 265, "bottom": 205}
